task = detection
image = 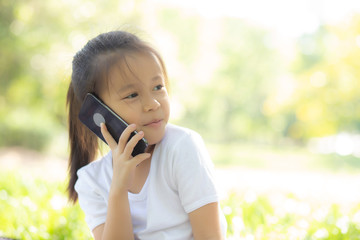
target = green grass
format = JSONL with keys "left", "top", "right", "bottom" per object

{"left": 0, "top": 171, "right": 92, "bottom": 240}
{"left": 222, "top": 192, "right": 360, "bottom": 239}
{"left": 1, "top": 171, "right": 360, "bottom": 239}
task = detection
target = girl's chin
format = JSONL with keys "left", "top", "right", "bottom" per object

{"left": 144, "top": 130, "right": 166, "bottom": 146}
{"left": 145, "top": 136, "right": 163, "bottom": 146}
{"left": 141, "top": 123, "right": 167, "bottom": 145}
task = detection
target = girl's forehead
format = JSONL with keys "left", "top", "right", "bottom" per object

{"left": 108, "top": 52, "right": 163, "bottom": 87}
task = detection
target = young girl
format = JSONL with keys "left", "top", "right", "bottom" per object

{"left": 67, "top": 30, "right": 227, "bottom": 240}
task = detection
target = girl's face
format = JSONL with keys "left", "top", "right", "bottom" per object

{"left": 97, "top": 52, "right": 170, "bottom": 145}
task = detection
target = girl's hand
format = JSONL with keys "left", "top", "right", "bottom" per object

{"left": 100, "top": 123, "right": 151, "bottom": 193}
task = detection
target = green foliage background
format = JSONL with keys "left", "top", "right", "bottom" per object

{"left": 1, "top": 0, "right": 360, "bottom": 239}
{"left": 1, "top": 0, "right": 359, "bottom": 150}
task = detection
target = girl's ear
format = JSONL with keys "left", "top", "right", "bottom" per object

{"left": 67, "top": 83, "right": 98, "bottom": 203}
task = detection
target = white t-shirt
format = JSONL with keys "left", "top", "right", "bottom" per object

{"left": 75, "top": 124, "right": 227, "bottom": 239}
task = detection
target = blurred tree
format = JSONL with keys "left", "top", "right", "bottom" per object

{"left": 0, "top": 0, "right": 146, "bottom": 150}
{"left": 0, "top": 0, "right": 54, "bottom": 149}
{"left": 1, "top": 0, "right": 359, "bottom": 150}
{"left": 281, "top": 15, "right": 360, "bottom": 140}
{"left": 164, "top": 12, "right": 360, "bottom": 144}
{"left": 157, "top": 8, "right": 200, "bottom": 66}
{"left": 177, "top": 17, "right": 284, "bottom": 143}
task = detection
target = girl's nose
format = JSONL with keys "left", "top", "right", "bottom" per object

{"left": 143, "top": 96, "right": 160, "bottom": 112}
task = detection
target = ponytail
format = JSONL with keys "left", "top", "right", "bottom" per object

{"left": 67, "top": 83, "right": 98, "bottom": 203}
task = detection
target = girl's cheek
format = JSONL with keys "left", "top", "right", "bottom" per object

{"left": 156, "top": 93, "right": 170, "bottom": 101}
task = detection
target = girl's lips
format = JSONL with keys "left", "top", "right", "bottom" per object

{"left": 144, "top": 119, "right": 163, "bottom": 128}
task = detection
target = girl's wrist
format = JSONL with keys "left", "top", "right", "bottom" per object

{"left": 109, "top": 182, "right": 128, "bottom": 197}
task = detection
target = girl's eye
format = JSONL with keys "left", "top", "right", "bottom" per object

{"left": 124, "top": 93, "right": 138, "bottom": 99}
{"left": 153, "top": 85, "right": 164, "bottom": 91}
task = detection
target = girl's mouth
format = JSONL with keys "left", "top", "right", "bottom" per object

{"left": 144, "top": 119, "right": 163, "bottom": 128}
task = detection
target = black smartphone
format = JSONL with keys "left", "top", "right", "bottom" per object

{"left": 78, "top": 93, "right": 148, "bottom": 157}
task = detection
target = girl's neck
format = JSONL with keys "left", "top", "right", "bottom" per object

{"left": 146, "top": 144, "right": 155, "bottom": 155}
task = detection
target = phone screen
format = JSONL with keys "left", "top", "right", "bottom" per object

{"left": 78, "top": 93, "right": 148, "bottom": 156}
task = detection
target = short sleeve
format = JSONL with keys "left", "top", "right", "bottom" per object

{"left": 173, "top": 131, "right": 219, "bottom": 213}
{"left": 75, "top": 169, "right": 108, "bottom": 231}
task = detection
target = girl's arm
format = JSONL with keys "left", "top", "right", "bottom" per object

{"left": 92, "top": 191, "right": 132, "bottom": 240}
{"left": 93, "top": 124, "right": 150, "bottom": 240}
{"left": 189, "top": 202, "right": 224, "bottom": 240}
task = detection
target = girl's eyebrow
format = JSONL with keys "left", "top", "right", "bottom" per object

{"left": 117, "top": 83, "right": 136, "bottom": 94}
{"left": 117, "top": 75, "right": 163, "bottom": 93}
{"left": 152, "top": 74, "right": 163, "bottom": 81}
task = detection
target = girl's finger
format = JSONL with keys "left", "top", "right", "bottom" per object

{"left": 123, "top": 130, "right": 145, "bottom": 157}
{"left": 117, "top": 124, "right": 137, "bottom": 152}
{"left": 100, "top": 123, "right": 117, "bottom": 150}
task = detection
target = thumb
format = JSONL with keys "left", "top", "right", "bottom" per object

{"left": 131, "top": 153, "right": 151, "bottom": 167}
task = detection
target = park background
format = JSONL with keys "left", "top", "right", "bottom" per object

{"left": 1, "top": 0, "right": 360, "bottom": 239}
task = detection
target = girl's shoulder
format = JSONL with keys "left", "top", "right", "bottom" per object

{"left": 76, "top": 150, "right": 112, "bottom": 179}
{"left": 159, "top": 124, "right": 205, "bottom": 153}
{"left": 162, "top": 123, "right": 202, "bottom": 143}
{"left": 74, "top": 150, "right": 113, "bottom": 198}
